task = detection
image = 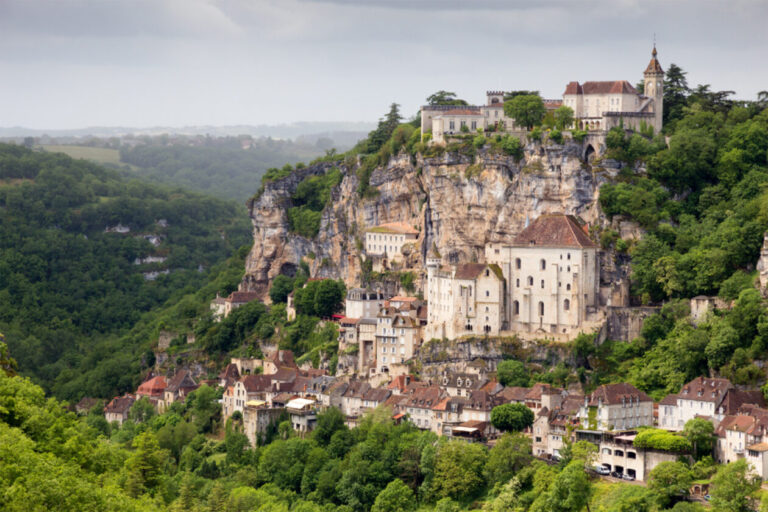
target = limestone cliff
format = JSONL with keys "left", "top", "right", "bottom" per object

{"left": 241, "top": 141, "right": 623, "bottom": 300}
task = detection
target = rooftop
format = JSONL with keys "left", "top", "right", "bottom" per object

{"left": 512, "top": 214, "right": 596, "bottom": 248}
{"left": 367, "top": 222, "right": 419, "bottom": 235}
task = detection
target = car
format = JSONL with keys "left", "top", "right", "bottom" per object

{"left": 622, "top": 473, "right": 635, "bottom": 481}
{"left": 704, "top": 495, "right": 711, "bottom": 501}
{"left": 593, "top": 466, "right": 610, "bottom": 475}
{"left": 611, "top": 471, "right": 622, "bottom": 478}
{"left": 551, "top": 454, "right": 561, "bottom": 462}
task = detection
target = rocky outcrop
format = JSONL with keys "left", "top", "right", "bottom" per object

{"left": 241, "top": 141, "right": 622, "bottom": 300}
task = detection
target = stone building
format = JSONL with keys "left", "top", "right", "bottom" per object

{"left": 425, "top": 262, "right": 505, "bottom": 340}
{"left": 104, "top": 395, "right": 135, "bottom": 425}
{"left": 375, "top": 306, "right": 423, "bottom": 374}
{"left": 578, "top": 383, "right": 654, "bottom": 431}
{"left": 486, "top": 214, "right": 600, "bottom": 339}
{"left": 345, "top": 288, "right": 386, "bottom": 319}
{"left": 562, "top": 46, "right": 664, "bottom": 134}
{"left": 365, "top": 222, "right": 419, "bottom": 264}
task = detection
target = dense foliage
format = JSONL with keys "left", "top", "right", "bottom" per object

{"left": 119, "top": 136, "right": 328, "bottom": 202}
{"left": 0, "top": 144, "right": 252, "bottom": 399}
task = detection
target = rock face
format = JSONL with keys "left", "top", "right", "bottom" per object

{"left": 241, "top": 141, "right": 621, "bottom": 300}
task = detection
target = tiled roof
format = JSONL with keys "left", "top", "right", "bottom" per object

{"left": 679, "top": 377, "right": 733, "bottom": 404}
{"left": 166, "top": 370, "right": 197, "bottom": 393}
{"left": 137, "top": 376, "right": 167, "bottom": 397}
{"left": 720, "top": 389, "right": 765, "bottom": 415}
{"left": 405, "top": 386, "right": 445, "bottom": 409}
{"left": 439, "top": 372, "right": 487, "bottom": 390}
{"left": 435, "top": 109, "right": 485, "bottom": 116}
{"left": 228, "top": 291, "right": 259, "bottom": 304}
{"left": 589, "top": 383, "right": 652, "bottom": 406}
{"left": 512, "top": 214, "right": 596, "bottom": 248}
{"left": 268, "top": 350, "right": 296, "bottom": 368}
{"left": 659, "top": 393, "right": 678, "bottom": 406}
{"left": 104, "top": 395, "right": 134, "bottom": 414}
{"left": 219, "top": 363, "right": 240, "bottom": 382}
{"left": 645, "top": 47, "right": 664, "bottom": 74}
{"left": 498, "top": 386, "right": 531, "bottom": 402}
{"left": 367, "top": 222, "right": 419, "bottom": 235}
{"left": 453, "top": 263, "right": 503, "bottom": 281}
{"left": 525, "top": 382, "right": 562, "bottom": 401}
{"left": 241, "top": 374, "right": 273, "bottom": 393}
{"left": 564, "top": 80, "right": 639, "bottom": 95}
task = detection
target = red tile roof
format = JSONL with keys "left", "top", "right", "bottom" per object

{"left": 645, "top": 47, "right": 664, "bottom": 74}
{"left": 512, "top": 214, "right": 596, "bottom": 248}
{"left": 104, "top": 395, "right": 135, "bottom": 415}
{"left": 564, "top": 80, "right": 638, "bottom": 95}
{"left": 136, "top": 376, "right": 167, "bottom": 397}
{"left": 679, "top": 377, "right": 733, "bottom": 404}
{"left": 589, "top": 383, "right": 652, "bottom": 406}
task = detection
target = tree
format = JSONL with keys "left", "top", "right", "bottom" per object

{"left": 432, "top": 441, "right": 488, "bottom": 501}
{"left": 371, "top": 479, "right": 415, "bottom": 512}
{"left": 496, "top": 360, "right": 529, "bottom": 387}
{"left": 129, "top": 396, "right": 156, "bottom": 423}
{"left": 125, "top": 431, "right": 167, "bottom": 497}
{"left": 0, "top": 337, "right": 17, "bottom": 376}
{"left": 504, "top": 94, "right": 546, "bottom": 130}
{"left": 490, "top": 403, "right": 534, "bottom": 432}
{"left": 710, "top": 459, "right": 760, "bottom": 512}
{"left": 530, "top": 460, "right": 591, "bottom": 512}
{"left": 664, "top": 63, "right": 691, "bottom": 126}
{"left": 314, "top": 279, "right": 346, "bottom": 318}
{"left": 269, "top": 274, "right": 294, "bottom": 304}
{"left": 647, "top": 461, "right": 693, "bottom": 508}
{"left": 554, "top": 106, "right": 575, "bottom": 131}
{"left": 426, "top": 91, "right": 468, "bottom": 106}
{"left": 313, "top": 407, "right": 346, "bottom": 446}
{"left": 683, "top": 418, "right": 715, "bottom": 459}
{"left": 484, "top": 432, "right": 532, "bottom": 485}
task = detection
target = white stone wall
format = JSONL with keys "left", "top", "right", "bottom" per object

{"left": 365, "top": 232, "right": 417, "bottom": 262}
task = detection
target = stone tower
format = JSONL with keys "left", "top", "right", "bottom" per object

{"left": 643, "top": 45, "right": 665, "bottom": 134}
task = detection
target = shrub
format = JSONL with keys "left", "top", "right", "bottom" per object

{"left": 633, "top": 429, "right": 691, "bottom": 452}
{"left": 549, "top": 129, "right": 563, "bottom": 144}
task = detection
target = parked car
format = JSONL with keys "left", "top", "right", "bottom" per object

{"left": 622, "top": 473, "right": 635, "bottom": 481}
{"left": 611, "top": 471, "right": 622, "bottom": 478}
{"left": 593, "top": 466, "right": 610, "bottom": 475}
{"left": 704, "top": 495, "right": 711, "bottom": 501}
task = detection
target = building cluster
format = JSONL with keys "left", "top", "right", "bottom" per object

{"left": 421, "top": 47, "right": 664, "bottom": 144}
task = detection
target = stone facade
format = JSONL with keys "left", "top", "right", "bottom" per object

{"left": 425, "top": 262, "right": 505, "bottom": 340}
{"left": 365, "top": 222, "right": 419, "bottom": 264}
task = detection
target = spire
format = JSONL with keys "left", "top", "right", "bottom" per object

{"left": 644, "top": 44, "right": 663, "bottom": 75}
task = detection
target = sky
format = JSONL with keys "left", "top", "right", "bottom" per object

{"left": 1, "top": 0, "right": 766, "bottom": 130}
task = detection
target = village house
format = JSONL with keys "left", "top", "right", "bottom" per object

{"left": 486, "top": 214, "right": 600, "bottom": 340}
{"left": 589, "top": 430, "right": 680, "bottom": 481}
{"left": 365, "top": 222, "right": 419, "bottom": 264}
{"left": 104, "top": 395, "right": 135, "bottom": 425}
{"left": 159, "top": 370, "right": 198, "bottom": 412}
{"left": 660, "top": 377, "right": 735, "bottom": 431}
{"left": 425, "top": 262, "right": 505, "bottom": 340}
{"left": 579, "top": 383, "right": 654, "bottom": 431}
{"left": 263, "top": 350, "right": 298, "bottom": 375}
{"left": 136, "top": 375, "right": 167, "bottom": 406}
{"left": 375, "top": 304, "right": 423, "bottom": 374}
{"left": 286, "top": 398, "right": 319, "bottom": 435}
{"left": 401, "top": 385, "right": 447, "bottom": 432}
{"left": 438, "top": 371, "right": 488, "bottom": 398}
{"left": 345, "top": 288, "right": 386, "bottom": 319}
{"left": 218, "top": 363, "right": 240, "bottom": 388}
{"left": 532, "top": 394, "right": 583, "bottom": 458}
{"left": 243, "top": 401, "right": 283, "bottom": 447}
{"left": 715, "top": 405, "right": 768, "bottom": 479}
{"left": 210, "top": 290, "right": 260, "bottom": 320}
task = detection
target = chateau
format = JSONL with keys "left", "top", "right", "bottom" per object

{"left": 421, "top": 46, "right": 664, "bottom": 143}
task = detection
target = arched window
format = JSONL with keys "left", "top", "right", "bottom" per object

{"left": 538, "top": 301, "right": 544, "bottom": 316}
{"left": 513, "top": 301, "right": 519, "bottom": 315}
{"left": 515, "top": 258, "right": 521, "bottom": 269}
{"left": 540, "top": 259, "right": 546, "bottom": 270}
{"left": 566, "top": 283, "right": 571, "bottom": 291}
{"left": 485, "top": 269, "right": 490, "bottom": 277}
{"left": 564, "top": 299, "right": 570, "bottom": 311}
{"left": 516, "top": 278, "right": 520, "bottom": 288}
{"left": 540, "top": 280, "right": 545, "bottom": 289}
{"left": 528, "top": 276, "right": 533, "bottom": 286}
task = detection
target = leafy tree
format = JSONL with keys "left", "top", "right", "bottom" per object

{"left": 683, "top": 417, "right": 715, "bottom": 459}
{"left": 496, "top": 359, "right": 529, "bottom": 387}
{"left": 371, "top": 479, "right": 415, "bottom": 512}
{"left": 504, "top": 94, "right": 546, "bottom": 130}
{"left": 269, "top": 274, "right": 295, "bottom": 304}
{"left": 553, "top": 106, "right": 575, "bottom": 130}
{"left": 647, "top": 461, "right": 693, "bottom": 508}
{"left": 490, "top": 403, "right": 534, "bottom": 432}
{"left": 313, "top": 407, "right": 346, "bottom": 446}
{"left": 426, "top": 91, "right": 468, "bottom": 106}
{"left": 432, "top": 441, "right": 488, "bottom": 501}
{"left": 530, "top": 460, "right": 591, "bottom": 512}
{"left": 710, "top": 459, "right": 761, "bottom": 512}
{"left": 484, "top": 432, "right": 532, "bottom": 486}
{"left": 664, "top": 63, "right": 691, "bottom": 128}
{"left": 0, "top": 336, "right": 17, "bottom": 376}
{"left": 125, "top": 431, "right": 168, "bottom": 497}
{"left": 129, "top": 396, "right": 156, "bottom": 423}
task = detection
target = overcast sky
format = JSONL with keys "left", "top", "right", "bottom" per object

{"left": 1, "top": 0, "right": 766, "bottom": 130}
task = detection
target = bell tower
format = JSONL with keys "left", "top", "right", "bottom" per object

{"left": 643, "top": 45, "right": 664, "bottom": 134}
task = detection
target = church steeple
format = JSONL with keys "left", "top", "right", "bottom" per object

{"left": 643, "top": 44, "right": 664, "bottom": 133}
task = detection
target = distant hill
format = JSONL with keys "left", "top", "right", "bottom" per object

{"left": 0, "top": 143, "right": 252, "bottom": 399}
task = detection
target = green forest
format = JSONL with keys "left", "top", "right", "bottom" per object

{"left": 0, "top": 144, "right": 252, "bottom": 399}
{"left": 118, "top": 136, "right": 331, "bottom": 202}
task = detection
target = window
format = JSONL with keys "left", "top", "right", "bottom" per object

{"left": 516, "top": 278, "right": 520, "bottom": 287}
{"left": 566, "top": 283, "right": 571, "bottom": 291}
{"left": 515, "top": 258, "right": 521, "bottom": 269}
{"left": 513, "top": 301, "right": 519, "bottom": 315}
{"left": 471, "top": 121, "right": 477, "bottom": 130}
{"left": 567, "top": 253, "right": 571, "bottom": 260}
{"left": 449, "top": 121, "right": 455, "bottom": 130}
{"left": 538, "top": 302, "right": 544, "bottom": 316}
{"left": 485, "top": 290, "right": 490, "bottom": 297}
{"left": 540, "top": 259, "right": 546, "bottom": 270}
{"left": 540, "top": 279, "right": 545, "bottom": 289}
{"left": 485, "top": 306, "right": 489, "bottom": 312}
{"left": 528, "top": 276, "right": 533, "bottom": 286}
